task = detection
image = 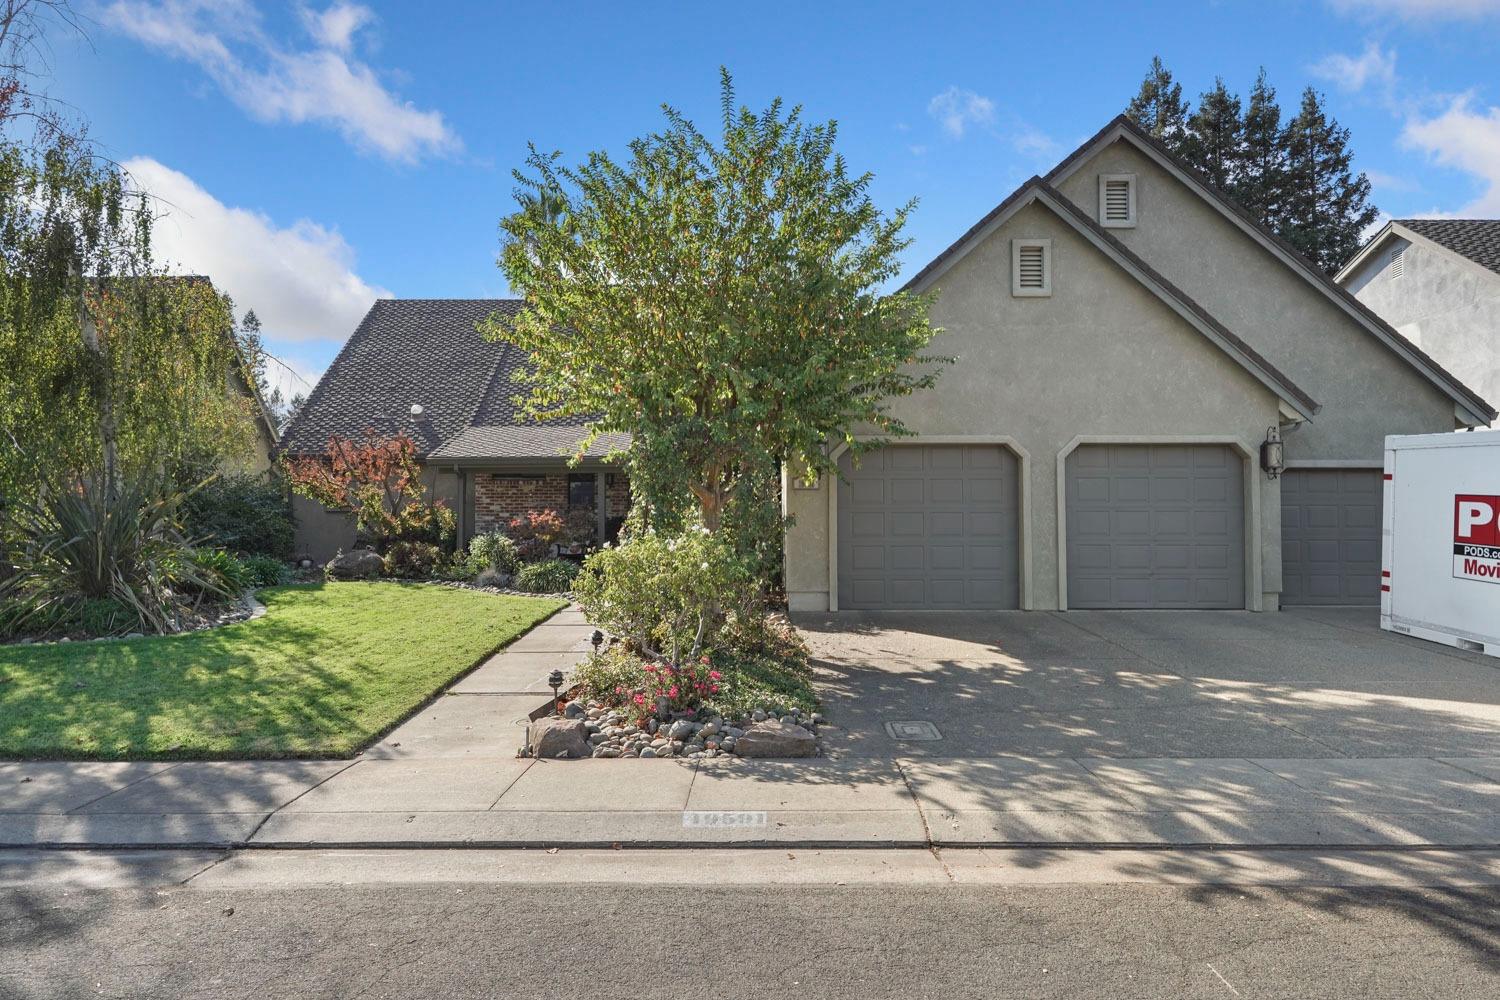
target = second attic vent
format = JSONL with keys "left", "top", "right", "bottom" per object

{"left": 1390, "top": 244, "right": 1405, "bottom": 279}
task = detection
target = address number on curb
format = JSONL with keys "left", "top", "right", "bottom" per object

{"left": 682, "top": 811, "right": 768, "bottom": 828}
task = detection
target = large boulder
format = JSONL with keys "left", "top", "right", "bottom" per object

{"left": 325, "top": 548, "right": 384, "bottom": 580}
{"left": 733, "top": 720, "right": 817, "bottom": 758}
{"left": 527, "top": 717, "right": 592, "bottom": 759}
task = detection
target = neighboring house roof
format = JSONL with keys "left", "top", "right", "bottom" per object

{"left": 1040, "top": 115, "right": 1496, "bottom": 425}
{"left": 1337, "top": 219, "right": 1500, "bottom": 285}
{"left": 901, "top": 177, "right": 1320, "bottom": 421}
{"left": 1395, "top": 219, "right": 1500, "bottom": 277}
{"left": 278, "top": 298, "right": 624, "bottom": 462}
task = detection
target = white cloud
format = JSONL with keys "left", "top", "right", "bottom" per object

{"left": 1401, "top": 95, "right": 1500, "bottom": 214}
{"left": 102, "top": 1, "right": 459, "bottom": 163}
{"left": 300, "top": 2, "right": 372, "bottom": 53}
{"left": 1311, "top": 42, "right": 1397, "bottom": 94}
{"left": 927, "top": 86, "right": 995, "bottom": 139}
{"left": 1329, "top": 0, "right": 1500, "bottom": 18}
{"left": 1011, "top": 124, "right": 1059, "bottom": 158}
{"left": 125, "top": 157, "right": 391, "bottom": 356}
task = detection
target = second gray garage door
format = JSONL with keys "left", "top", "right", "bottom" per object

{"left": 837, "top": 445, "right": 1020, "bottom": 609}
{"left": 1065, "top": 444, "right": 1245, "bottom": 609}
{"left": 1280, "top": 468, "right": 1382, "bottom": 606}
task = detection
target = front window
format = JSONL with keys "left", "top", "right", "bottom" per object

{"left": 567, "top": 473, "right": 596, "bottom": 509}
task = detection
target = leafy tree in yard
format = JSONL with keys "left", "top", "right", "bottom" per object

{"left": 1126, "top": 56, "right": 1190, "bottom": 145}
{"left": 0, "top": 135, "right": 249, "bottom": 507}
{"left": 1279, "top": 87, "right": 1378, "bottom": 274}
{"left": 490, "top": 70, "right": 944, "bottom": 537}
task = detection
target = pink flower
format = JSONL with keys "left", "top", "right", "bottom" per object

{"left": 700, "top": 656, "right": 711, "bottom": 664}
{"left": 644, "top": 664, "right": 657, "bottom": 672}
{"left": 633, "top": 693, "right": 646, "bottom": 705}
{"left": 668, "top": 685, "right": 679, "bottom": 698}
{"left": 708, "top": 670, "right": 722, "bottom": 680}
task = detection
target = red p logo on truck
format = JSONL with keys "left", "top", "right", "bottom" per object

{"left": 1454, "top": 494, "right": 1500, "bottom": 584}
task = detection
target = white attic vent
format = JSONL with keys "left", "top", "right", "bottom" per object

{"left": 1012, "top": 239, "right": 1051, "bottom": 297}
{"left": 1390, "top": 244, "right": 1405, "bottom": 279}
{"left": 1099, "top": 173, "right": 1137, "bottom": 228}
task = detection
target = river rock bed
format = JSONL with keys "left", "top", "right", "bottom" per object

{"left": 521, "top": 701, "right": 825, "bottom": 760}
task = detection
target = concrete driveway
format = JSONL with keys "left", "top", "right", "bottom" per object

{"left": 796, "top": 607, "right": 1500, "bottom": 760}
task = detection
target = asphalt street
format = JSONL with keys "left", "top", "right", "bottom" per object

{"left": 3, "top": 851, "right": 1499, "bottom": 1000}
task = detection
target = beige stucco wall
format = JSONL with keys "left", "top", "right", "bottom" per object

{"left": 1054, "top": 141, "right": 1463, "bottom": 460}
{"left": 784, "top": 199, "right": 1284, "bottom": 612}
{"left": 1343, "top": 236, "right": 1500, "bottom": 423}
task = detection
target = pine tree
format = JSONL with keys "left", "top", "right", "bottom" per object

{"left": 1234, "top": 69, "right": 1286, "bottom": 230}
{"left": 1181, "top": 78, "right": 1243, "bottom": 193}
{"left": 1279, "top": 87, "right": 1378, "bottom": 273}
{"left": 1126, "top": 56, "right": 1189, "bottom": 147}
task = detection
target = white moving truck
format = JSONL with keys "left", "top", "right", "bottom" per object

{"left": 1382, "top": 430, "right": 1500, "bottom": 659}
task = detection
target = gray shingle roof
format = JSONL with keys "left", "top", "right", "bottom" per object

{"left": 278, "top": 298, "right": 619, "bottom": 462}
{"left": 429, "top": 426, "right": 631, "bottom": 461}
{"left": 1397, "top": 219, "right": 1500, "bottom": 276}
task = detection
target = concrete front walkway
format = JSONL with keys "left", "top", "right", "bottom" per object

{"left": 4, "top": 606, "right": 1500, "bottom": 849}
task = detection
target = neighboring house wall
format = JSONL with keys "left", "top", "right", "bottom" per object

{"left": 783, "top": 199, "right": 1285, "bottom": 612}
{"left": 291, "top": 463, "right": 460, "bottom": 563}
{"left": 1343, "top": 236, "right": 1500, "bottom": 422}
{"left": 1052, "top": 142, "right": 1462, "bottom": 460}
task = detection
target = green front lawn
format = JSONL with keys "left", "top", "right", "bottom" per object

{"left": 0, "top": 583, "right": 565, "bottom": 760}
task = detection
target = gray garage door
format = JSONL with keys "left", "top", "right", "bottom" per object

{"left": 1066, "top": 444, "right": 1245, "bottom": 609}
{"left": 837, "top": 445, "right": 1020, "bottom": 610}
{"left": 1280, "top": 468, "right": 1382, "bottom": 606}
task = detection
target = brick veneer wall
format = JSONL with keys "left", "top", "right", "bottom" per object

{"left": 473, "top": 470, "right": 631, "bottom": 534}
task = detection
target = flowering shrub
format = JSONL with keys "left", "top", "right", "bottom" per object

{"left": 571, "top": 525, "right": 756, "bottom": 664}
{"left": 505, "top": 509, "right": 565, "bottom": 562}
{"left": 576, "top": 646, "right": 721, "bottom": 723}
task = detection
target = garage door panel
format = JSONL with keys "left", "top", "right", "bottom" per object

{"left": 890, "top": 479, "right": 926, "bottom": 504}
{"left": 1066, "top": 444, "right": 1245, "bottom": 610}
{"left": 838, "top": 445, "right": 1020, "bottom": 610}
{"left": 850, "top": 545, "right": 886, "bottom": 571}
{"left": 1281, "top": 468, "right": 1381, "bottom": 606}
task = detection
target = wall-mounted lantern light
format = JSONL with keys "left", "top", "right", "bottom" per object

{"left": 1260, "top": 426, "right": 1285, "bottom": 480}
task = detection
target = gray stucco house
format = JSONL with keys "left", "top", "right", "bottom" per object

{"left": 1336, "top": 219, "right": 1500, "bottom": 418}
{"left": 782, "top": 115, "right": 1495, "bottom": 613}
{"left": 279, "top": 299, "right": 630, "bottom": 562}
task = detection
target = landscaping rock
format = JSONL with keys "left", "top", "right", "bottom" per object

{"left": 527, "top": 717, "right": 592, "bottom": 760}
{"left": 734, "top": 720, "right": 817, "bottom": 758}
{"left": 667, "top": 719, "right": 696, "bottom": 740}
{"left": 563, "top": 701, "right": 586, "bottom": 719}
{"left": 325, "top": 548, "right": 383, "bottom": 580}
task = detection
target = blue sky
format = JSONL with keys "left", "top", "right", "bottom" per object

{"left": 53, "top": 0, "right": 1500, "bottom": 399}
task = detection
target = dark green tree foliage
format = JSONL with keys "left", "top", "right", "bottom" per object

{"left": 1123, "top": 60, "right": 1375, "bottom": 273}
{"left": 1182, "top": 78, "right": 1243, "bottom": 193}
{"left": 1279, "top": 87, "right": 1379, "bottom": 273}
{"left": 1237, "top": 70, "right": 1287, "bottom": 230}
{"left": 1125, "top": 56, "right": 1189, "bottom": 144}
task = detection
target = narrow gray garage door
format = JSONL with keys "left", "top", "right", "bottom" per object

{"left": 837, "top": 445, "right": 1019, "bottom": 610}
{"left": 1280, "top": 468, "right": 1382, "bottom": 606}
{"left": 1066, "top": 444, "right": 1245, "bottom": 609}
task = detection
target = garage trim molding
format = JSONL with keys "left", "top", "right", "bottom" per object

{"left": 1055, "top": 435, "right": 1264, "bottom": 612}
{"left": 826, "top": 436, "right": 1034, "bottom": 612}
{"left": 1283, "top": 459, "right": 1383, "bottom": 469}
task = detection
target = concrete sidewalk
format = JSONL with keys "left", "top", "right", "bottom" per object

{"left": 6, "top": 609, "right": 1500, "bottom": 849}
{"left": 7, "top": 752, "right": 1500, "bottom": 849}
